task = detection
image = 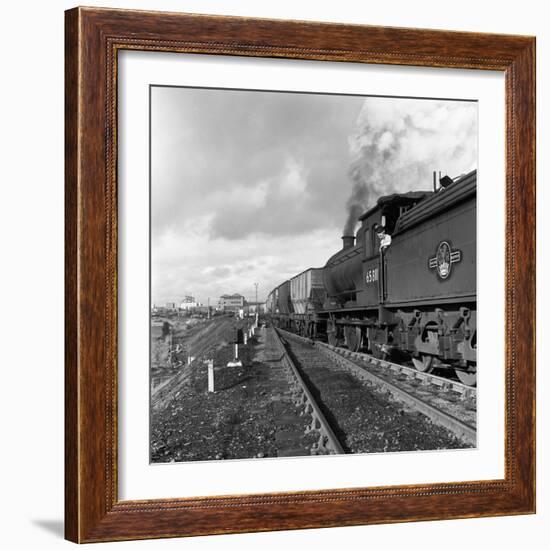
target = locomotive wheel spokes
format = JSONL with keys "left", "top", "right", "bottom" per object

{"left": 345, "top": 326, "right": 362, "bottom": 352}
{"left": 455, "top": 366, "right": 477, "bottom": 386}
{"left": 412, "top": 354, "right": 434, "bottom": 373}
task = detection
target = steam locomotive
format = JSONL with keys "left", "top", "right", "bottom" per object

{"left": 266, "top": 170, "right": 477, "bottom": 386}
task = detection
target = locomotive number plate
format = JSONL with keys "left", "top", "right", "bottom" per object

{"left": 365, "top": 268, "right": 379, "bottom": 284}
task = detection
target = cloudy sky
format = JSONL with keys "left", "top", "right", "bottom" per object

{"left": 151, "top": 86, "right": 477, "bottom": 306}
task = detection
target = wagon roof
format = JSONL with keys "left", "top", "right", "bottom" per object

{"left": 289, "top": 267, "right": 324, "bottom": 280}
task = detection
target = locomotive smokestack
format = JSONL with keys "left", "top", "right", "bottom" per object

{"left": 341, "top": 235, "right": 355, "bottom": 250}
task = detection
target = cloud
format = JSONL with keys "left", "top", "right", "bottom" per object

{"left": 151, "top": 87, "right": 363, "bottom": 240}
{"left": 207, "top": 157, "right": 316, "bottom": 240}
{"left": 152, "top": 225, "right": 337, "bottom": 305}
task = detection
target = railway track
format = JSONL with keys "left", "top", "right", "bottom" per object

{"left": 277, "top": 328, "right": 476, "bottom": 449}
{"left": 270, "top": 328, "right": 344, "bottom": 456}
{"left": 151, "top": 317, "right": 236, "bottom": 411}
{"left": 287, "top": 331, "right": 476, "bottom": 397}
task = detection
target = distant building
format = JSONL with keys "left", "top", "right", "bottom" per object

{"left": 165, "top": 302, "right": 177, "bottom": 310}
{"left": 180, "top": 296, "right": 200, "bottom": 311}
{"left": 218, "top": 293, "right": 245, "bottom": 312}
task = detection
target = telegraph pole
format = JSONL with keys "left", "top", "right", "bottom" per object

{"left": 254, "top": 282, "right": 259, "bottom": 310}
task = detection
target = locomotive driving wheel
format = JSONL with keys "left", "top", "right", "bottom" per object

{"left": 412, "top": 354, "right": 434, "bottom": 373}
{"left": 344, "top": 326, "right": 362, "bottom": 352}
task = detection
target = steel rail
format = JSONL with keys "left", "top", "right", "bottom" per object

{"left": 279, "top": 329, "right": 476, "bottom": 446}
{"left": 279, "top": 329, "right": 476, "bottom": 398}
{"left": 272, "top": 328, "right": 345, "bottom": 455}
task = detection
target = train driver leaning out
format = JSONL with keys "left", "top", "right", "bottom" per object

{"left": 374, "top": 222, "right": 392, "bottom": 251}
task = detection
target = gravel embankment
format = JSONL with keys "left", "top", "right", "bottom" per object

{"left": 151, "top": 327, "right": 310, "bottom": 462}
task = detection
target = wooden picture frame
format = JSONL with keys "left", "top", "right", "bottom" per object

{"left": 65, "top": 6, "right": 536, "bottom": 543}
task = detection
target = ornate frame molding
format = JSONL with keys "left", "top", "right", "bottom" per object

{"left": 65, "top": 7, "right": 535, "bottom": 542}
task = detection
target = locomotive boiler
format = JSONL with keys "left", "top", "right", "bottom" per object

{"left": 267, "top": 170, "right": 477, "bottom": 386}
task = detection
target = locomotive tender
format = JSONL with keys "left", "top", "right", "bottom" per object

{"left": 267, "top": 170, "right": 477, "bottom": 386}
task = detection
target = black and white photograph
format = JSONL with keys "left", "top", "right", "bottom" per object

{"left": 3, "top": 0, "right": 543, "bottom": 547}
{"left": 149, "top": 86, "right": 478, "bottom": 463}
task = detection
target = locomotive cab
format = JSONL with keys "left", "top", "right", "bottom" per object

{"left": 321, "top": 191, "right": 431, "bottom": 354}
{"left": 356, "top": 191, "right": 431, "bottom": 308}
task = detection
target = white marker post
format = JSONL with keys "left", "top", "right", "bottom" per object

{"left": 207, "top": 360, "right": 215, "bottom": 393}
{"left": 244, "top": 332, "right": 248, "bottom": 345}
{"left": 227, "top": 344, "right": 242, "bottom": 367}
{"left": 187, "top": 355, "right": 195, "bottom": 366}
